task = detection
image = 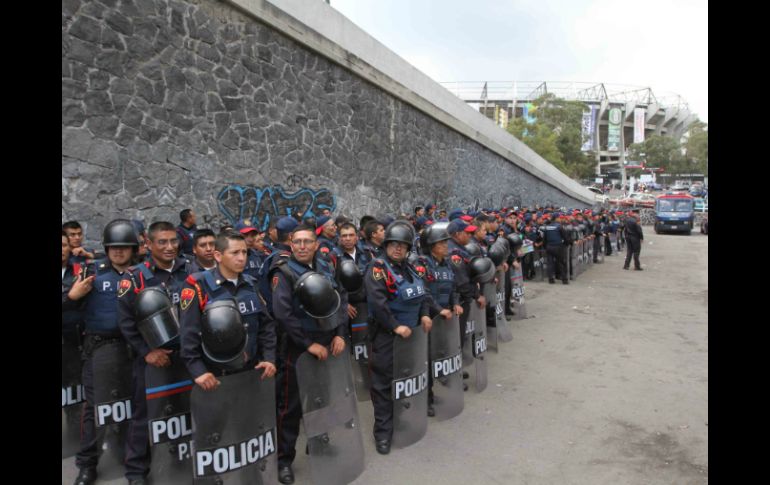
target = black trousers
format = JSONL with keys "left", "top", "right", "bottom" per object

{"left": 624, "top": 238, "right": 642, "bottom": 269}
{"left": 546, "top": 244, "right": 567, "bottom": 282}
{"left": 503, "top": 266, "right": 514, "bottom": 315}
{"left": 124, "top": 356, "right": 150, "bottom": 480}
{"left": 75, "top": 350, "right": 101, "bottom": 470}
{"left": 275, "top": 335, "right": 333, "bottom": 466}
{"left": 593, "top": 237, "right": 602, "bottom": 262}
{"left": 605, "top": 235, "right": 613, "bottom": 255}
{"left": 370, "top": 330, "right": 396, "bottom": 441}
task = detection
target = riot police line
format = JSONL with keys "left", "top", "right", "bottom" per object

{"left": 63, "top": 208, "right": 624, "bottom": 485}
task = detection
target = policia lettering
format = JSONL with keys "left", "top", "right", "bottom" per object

{"left": 194, "top": 430, "right": 276, "bottom": 478}
{"left": 394, "top": 371, "right": 429, "bottom": 400}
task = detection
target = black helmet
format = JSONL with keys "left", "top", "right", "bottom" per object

{"left": 384, "top": 221, "right": 414, "bottom": 249}
{"left": 135, "top": 287, "right": 180, "bottom": 349}
{"left": 200, "top": 299, "right": 247, "bottom": 371}
{"left": 423, "top": 222, "right": 451, "bottom": 246}
{"left": 506, "top": 233, "right": 523, "bottom": 252}
{"left": 469, "top": 256, "right": 496, "bottom": 283}
{"left": 338, "top": 259, "right": 363, "bottom": 293}
{"left": 464, "top": 239, "right": 482, "bottom": 257}
{"left": 103, "top": 219, "right": 139, "bottom": 248}
{"left": 295, "top": 272, "right": 341, "bottom": 331}
{"left": 488, "top": 239, "right": 509, "bottom": 267}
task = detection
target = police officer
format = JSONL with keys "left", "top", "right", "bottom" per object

{"left": 190, "top": 228, "right": 217, "bottom": 273}
{"left": 361, "top": 220, "right": 386, "bottom": 260}
{"left": 623, "top": 210, "right": 644, "bottom": 270}
{"left": 542, "top": 216, "right": 570, "bottom": 284}
{"left": 315, "top": 215, "right": 341, "bottom": 260}
{"left": 447, "top": 219, "right": 485, "bottom": 372}
{"left": 62, "top": 230, "right": 87, "bottom": 348}
{"left": 176, "top": 209, "right": 197, "bottom": 257}
{"left": 418, "top": 224, "right": 461, "bottom": 416}
{"left": 271, "top": 223, "right": 349, "bottom": 484}
{"left": 117, "top": 221, "right": 192, "bottom": 484}
{"left": 365, "top": 222, "right": 441, "bottom": 455}
{"left": 234, "top": 220, "right": 267, "bottom": 280}
{"left": 257, "top": 216, "right": 298, "bottom": 315}
{"left": 179, "top": 231, "right": 277, "bottom": 390}
{"left": 68, "top": 220, "right": 139, "bottom": 485}
{"left": 63, "top": 220, "right": 97, "bottom": 264}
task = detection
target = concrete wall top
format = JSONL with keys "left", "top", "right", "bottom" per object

{"left": 227, "top": 0, "right": 595, "bottom": 205}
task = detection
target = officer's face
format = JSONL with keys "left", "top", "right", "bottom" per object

{"left": 107, "top": 246, "right": 133, "bottom": 267}
{"left": 253, "top": 232, "right": 266, "bottom": 248}
{"left": 474, "top": 226, "right": 487, "bottom": 241}
{"left": 431, "top": 240, "right": 449, "bottom": 259}
{"left": 454, "top": 231, "right": 471, "bottom": 245}
{"left": 149, "top": 230, "right": 179, "bottom": 265}
{"left": 215, "top": 239, "right": 248, "bottom": 274}
{"left": 243, "top": 231, "right": 257, "bottom": 247}
{"left": 386, "top": 241, "right": 409, "bottom": 262}
{"left": 339, "top": 227, "right": 358, "bottom": 251}
{"left": 290, "top": 229, "right": 318, "bottom": 264}
{"left": 372, "top": 225, "right": 386, "bottom": 245}
{"left": 194, "top": 236, "right": 216, "bottom": 264}
{"left": 188, "top": 211, "right": 197, "bottom": 226}
{"left": 65, "top": 228, "right": 83, "bottom": 248}
{"left": 62, "top": 235, "right": 71, "bottom": 265}
{"left": 137, "top": 234, "right": 148, "bottom": 255}
{"left": 416, "top": 208, "right": 425, "bottom": 218}
{"left": 268, "top": 227, "right": 278, "bottom": 242}
{"left": 322, "top": 220, "right": 337, "bottom": 239}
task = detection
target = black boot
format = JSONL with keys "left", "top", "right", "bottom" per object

{"left": 279, "top": 465, "right": 295, "bottom": 484}
{"left": 73, "top": 468, "right": 97, "bottom": 485}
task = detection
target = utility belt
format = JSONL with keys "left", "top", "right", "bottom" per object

{"left": 82, "top": 332, "right": 132, "bottom": 359}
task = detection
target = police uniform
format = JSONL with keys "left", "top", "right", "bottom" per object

{"left": 73, "top": 259, "right": 131, "bottom": 473}
{"left": 271, "top": 253, "right": 349, "bottom": 469}
{"left": 179, "top": 267, "right": 276, "bottom": 378}
{"left": 364, "top": 256, "right": 437, "bottom": 443}
{"left": 176, "top": 223, "right": 197, "bottom": 256}
{"left": 317, "top": 235, "right": 340, "bottom": 261}
{"left": 69, "top": 246, "right": 95, "bottom": 265}
{"left": 117, "top": 256, "right": 191, "bottom": 482}
{"left": 62, "top": 262, "right": 86, "bottom": 348}
{"left": 360, "top": 239, "right": 383, "bottom": 261}
{"left": 543, "top": 222, "right": 569, "bottom": 284}
{"left": 244, "top": 246, "right": 272, "bottom": 280}
{"left": 257, "top": 242, "right": 292, "bottom": 316}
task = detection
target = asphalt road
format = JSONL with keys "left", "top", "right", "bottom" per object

{"left": 62, "top": 230, "right": 708, "bottom": 485}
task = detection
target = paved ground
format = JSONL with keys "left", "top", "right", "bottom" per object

{"left": 63, "top": 230, "right": 708, "bottom": 484}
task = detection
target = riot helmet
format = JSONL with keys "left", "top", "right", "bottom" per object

{"left": 135, "top": 287, "right": 180, "bottom": 349}
{"left": 200, "top": 299, "right": 248, "bottom": 371}
{"left": 295, "top": 272, "right": 341, "bottom": 331}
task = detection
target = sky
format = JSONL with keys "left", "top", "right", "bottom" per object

{"left": 329, "top": 0, "right": 708, "bottom": 123}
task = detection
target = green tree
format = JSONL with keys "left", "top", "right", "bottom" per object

{"left": 507, "top": 93, "right": 595, "bottom": 180}
{"left": 684, "top": 121, "right": 708, "bottom": 176}
{"left": 628, "top": 135, "right": 681, "bottom": 173}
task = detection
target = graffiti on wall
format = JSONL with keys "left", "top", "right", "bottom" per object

{"left": 217, "top": 185, "right": 337, "bottom": 230}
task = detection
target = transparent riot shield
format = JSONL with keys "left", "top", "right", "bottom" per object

{"left": 392, "top": 327, "right": 429, "bottom": 448}
{"left": 461, "top": 301, "right": 474, "bottom": 367}
{"left": 468, "top": 302, "right": 488, "bottom": 393}
{"left": 62, "top": 338, "right": 84, "bottom": 458}
{"left": 509, "top": 265, "right": 527, "bottom": 320}
{"left": 575, "top": 240, "right": 584, "bottom": 276}
{"left": 495, "top": 269, "right": 513, "bottom": 342}
{"left": 587, "top": 239, "right": 594, "bottom": 266}
{"left": 146, "top": 353, "right": 194, "bottom": 484}
{"left": 349, "top": 301, "right": 372, "bottom": 402}
{"left": 429, "top": 314, "right": 464, "bottom": 421}
{"left": 569, "top": 245, "right": 577, "bottom": 280}
{"left": 296, "top": 351, "right": 365, "bottom": 485}
{"left": 92, "top": 341, "right": 133, "bottom": 481}
{"left": 191, "top": 369, "right": 277, "bottom": 484}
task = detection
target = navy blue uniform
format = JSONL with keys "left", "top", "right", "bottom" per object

{"left": 543, "top": 223, "right": 569, "bottom": 283}
{"left": 271, "top": 254, "right": 349, "bottom": 468}
{"left": 62, "top": 262, "right": 86, "bottom": 347}
{"left": 257, "top": 242, "right": 292, "bottom": 316}
{"left": 179, "top": 268, "right": 276, "bottom": 379}
{"left": 117, "top": 256, "right": 190, "bottom": 481}
{"left": 68, "top": 246, "right": 95, "bottom": 265}
{"left": 176, "top": 223, "right": 197, "bottom": 256}
{"left": 364, "top": 257, "right": 439, "bottom": 442}
{"left": 244, "top": 247, "right": 271, "bottom": 280}
{"left": 72, "top": 260, "right": 130, "bottom": 472}
{"left": 623, "top": 218, "right": 644, "bottom": 269}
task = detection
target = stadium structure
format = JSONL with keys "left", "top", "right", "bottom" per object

{"left": 440, "top": 81, "right": 697, "bottom": 179}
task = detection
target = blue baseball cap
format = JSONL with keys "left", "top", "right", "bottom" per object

{"left": 276, "top": 216, "right": 298, "bottom": 235}
{"left": 235, "top": 219, "right": 259, "bottom": 234}
{"left": 447, "top": 220, "right": 478, "bottom": 235}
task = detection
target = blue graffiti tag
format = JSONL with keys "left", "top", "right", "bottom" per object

{"left": 217, "top": 185, "right": 337, "bottom": 230}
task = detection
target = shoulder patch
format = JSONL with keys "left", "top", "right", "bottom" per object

{"left": 414, "top": 265, "right": 427, "bottom": 278}
{"left": 320, "top": 247, "right": 330, "bottom": 254}
{"left": 272, "top": 275, "right": 280, "bottom": 290}
{"left": 180, "top": 288, "right": 195, "bottom": 311}
{"left": 186, "top": 275, "right": 198, "bottom": 285}
{"left": 372, "top": 266, "right": 385, "bottom": 281}
{"left": 117, "top": 278, "right": 132, "bottom": 298}
{"left": 451, "top": 254, "right": 463, "bottom": 266}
